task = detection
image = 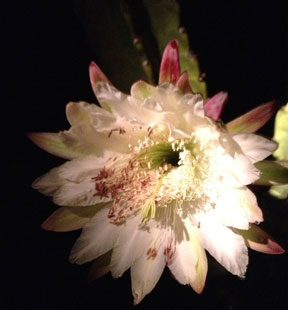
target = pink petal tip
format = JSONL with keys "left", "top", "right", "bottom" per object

{"left": 175, "top": 71, "right": 192, "bottom": 94}
{"left": 159, "top": 40, "right": 180, "bottom": 84}
{"left": 89, "top": 61, "right": 111, "bottom": 88}
{"left": 204, "top": 91, "right": 228, "bottom": 121}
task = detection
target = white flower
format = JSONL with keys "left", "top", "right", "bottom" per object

{"left": 30, "top": 40, "right": 284, "bottom": 304}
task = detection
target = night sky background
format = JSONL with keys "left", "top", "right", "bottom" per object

{"left": 3, "top": 1, "right": 288, "bottom": 309}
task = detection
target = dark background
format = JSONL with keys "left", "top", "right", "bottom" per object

{"left": 3, "top": 1, "right": 288, "bottom": 309}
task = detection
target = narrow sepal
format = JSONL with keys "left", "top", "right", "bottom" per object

{"left": 175, "top": 72, "right": 192, "bottom": 94}
{"left": 88, "top": 250, "right": 112, "bottom": 281}
{"left": 159, "top": 40, "right": 180, "bottom": 84}
{"left": 235, "top": 224, "right": 285, "bottom": 254}
{"left": 190, "top": 229, "right": 208, "bottom": 294}
{"left": 226, "top": 100, "right": 278, "bottom": 133}
{"left": 131, "top": 80, "right": 156, "bottom": 100}
{"left": 41, "top": 203, "right": 108, "bottom": 232}
{"left": 28, "top": 132, "right": 82, "bottom": 160}
{"left": 254, "top": 160, "right": 288, "bottom": 185}
{"left": 204, "top": 91, "right": 228, "bottom": 121}
{"left": 89, "top": 61, "right": 111, "bottom": 88}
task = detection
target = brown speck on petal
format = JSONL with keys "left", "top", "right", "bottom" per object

{"left": 146, "top": 247, "right": 157, "bottom": 260}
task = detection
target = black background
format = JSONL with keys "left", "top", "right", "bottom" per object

{"left": 3, "top": 1, "right": 288, "bottom": 309}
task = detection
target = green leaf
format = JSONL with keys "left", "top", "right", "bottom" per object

{"left": 254, "top": 160, "right": 288, "bottom": 185}
{"left": 235, "top": 224, "right": 285, "bottom": 254}
{"left": 226, "top": 100, "right": 278, "bottom": 133}
{"left": 28, "top": 132, "right": 83, "bottom": 160}
{"left": 41, "top": 203, "right": 109, "bottom": 232}
{"left": 143, "top": 0, "right": 207, "bottom": 97}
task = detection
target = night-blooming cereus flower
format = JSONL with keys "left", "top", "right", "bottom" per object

{"left": 30, "top": 40, "right": 285, "bottom": 304}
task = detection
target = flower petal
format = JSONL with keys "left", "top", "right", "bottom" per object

{"left": 130, "top": 80, "right": 156, "bottom": 100}
{"left": 89, "top": 61, "right": 114, "bottom": 113}
{"left": 110, "top": 215, "right": 152, "bottom": 278}
{"left": 92, "top": 81, "right": 128, "bottom": 112}
{"left": 199, "top": 217, "right": 248, "bottom": 277}
{"left": 168, "top": 223, "right": 207, "bottom": 293}
{"left": 233, "top": 133, "right": 277, "bottom": 163}
{"left": 254, "top": 160, "right": 288, "bottom": 185}
{"left": 88, "top": 250, "right": 112, "bottom": 281}
{"left": 204, "top": 91, "right": 228, "bottom": 121}
{"left": 226, "top": 100, "right": 278, "bottom": 133}
{"left": 70, "top": 205, "right": 120, "bottom": 264}
{"left": 63, "top": 101, "right": 136, "bottom": 155}
{"left": 89, "top": 61, "right": 111, "bottom": 91}
{"left": 41, "top": 203, "right": 108, "bottom": 232}
{"left": 175, "top": 72, "right": 192, "bottom": 94}
{"left": 240, "top": 188, "right": 263, "bottom": 223}
{"left": 33, "top": 155, "right": 113, "bottom": 206}
{"left": 219, "top": 153, "right": 260, "bottom": 186}
{"left": 159, "top": 40, "right": 180, "bottom": 84}
{"left": 212, "top": 188, "right": 259, "bottom": 230}
{"left": 235, "top": 224, "right": 285, "bottom": 254}
{"left": 66, "top": 101, "right": 121, "bottom": 130}
{"left": 168, "top": 232, "right": 197, "bottom": 286}
{"left": 190, "top": 237, "right": 207, "bottom": 294}
{"left": 28, "top": 132, "right": 83, "bottom": 159}
{"left": 92, "top": 82, "right": 158, "bottom": 127}
{"left": 131, "top": 229, "right": 166, "bottom": 305}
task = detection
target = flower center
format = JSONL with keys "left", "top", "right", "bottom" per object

{"left": 93, "top": 128, "right": 222, "bottom": 224}
{"left": 136, "top": 139, "right": 195, "bottom": 170}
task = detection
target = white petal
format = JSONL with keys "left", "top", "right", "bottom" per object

{"left": 64, "top": 101, "right": 144, "bottom": 155}
{"left": 168, "top": 223, "right": 197, "bottom": 285}
{"left": 239, "top": 188, "right": 263, "bottom": 223}
{"left": 214, "top": 187, "right": 263, "bottom": 228}
{"left": 168, "top": 241, "right": 196, "bottom": 285}
{"left": 57, "top": 155, "right": 109, "bottom": 181}
{"left": 69, "top": 205, "right": 120, "bottom": 264}
{"left": 52, "top": 179, "right": 107, "bottom": 206}
{"left": 110, "top": 215, "right": 152, "bottom": 278}
{"left": 67, "top": 101, "right": 129, "bottom": 133}
{"left": 62, "top": 124, "right": 142, "bottom": 156}
{"left": 218, "top": 153, "right": 260, "bottom": 186}
{"left": 171, "top": 222, "right": 208, "bottom": 294}
{"left": 33, "top": 155, "right": 113, "bottom": 206}
{"left": 233, "top": 153, "right": 260, "bottom": 184}
{"left": 93, "top": 82, "right": 127, "bottom": 111}
{"left": 66, "top": 101, "right": 104, "bottom": 127}
{"left": 94, "top": 82, "right": 154, "bottom": 126}
{"left": 32, "top": 167, "right": 63, "bottom": 196}
{"left": 131, "top": 227, "right": 166, "bottom": 305}
{"left": 199, "top": 216, "right": 248, "bottom": 277}
{"left": 213, "top": 188, "right": 251, "bottom": 229}
{"left": 189, "top": 94, "right": 205, "bottom": 117}
{"left": 233, "top": 133, "right": 277, "bottom": 163}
